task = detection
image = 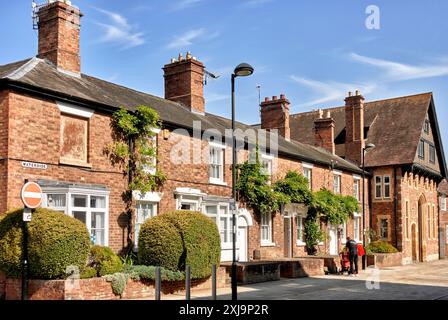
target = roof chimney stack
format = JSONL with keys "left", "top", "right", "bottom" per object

{"left": 260, "top": 94, "right": 290, "bottom": 140}
{"left": 344, "top": 90, "right": 365, "bottom": 165}
{"left": 37, "top": 0, "right": 83, "bottom": 75}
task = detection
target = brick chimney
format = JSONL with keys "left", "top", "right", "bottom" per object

{"left": 163, "top": 52, "right": 205, "bottom": 114}
{"left": 314, "top": 110, "right": 335, "bottom": 154}
{"left": 344, "top": 90, "right": 365, "bottom": 165}
{"left": 37, "top": 0, "right": 83, "bottom": 75}
{"left": 260, "top": 94, "right": 290, "bottom": 140}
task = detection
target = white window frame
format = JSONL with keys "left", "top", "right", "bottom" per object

{"left": 296, "top": 214, "right": 306, "bottom": 245}
{"left": 262, "top": 153, "right": 274, "bottom": 181}
{"left": 261, "top": 211, "right": 274, "bottom": 246}
{"left": 333, "top": 170, "right": 342, "bottom": 194}
{"left": 441, "top": 195, "right": 447, "bottom": 211}
{"left": 353, "top": 212, "right": 362, "bottom": 243}
{"left": 383, "top": 175, "right": 391, "bottom": 199}
{"left": 353, "top": 176, "right": 361, "bottom": 201}
{"left": 375, "top": 176, "right": 382, "bottom": 199}
{"left": 143, "top": 128, "right": 160, "bottom": 175}
{"left": 134, "top": 201, "right": 158, "bottom": 248}
{"left": 209, "top": 142, "right": 226, "bottom": 185}
{"left": 303, "top": 162, "right": 313, "bottom": 190}
{"left": 203, "top": 202, "right": 232, "bottom": 249}
{"left": 42, "top": 187, "right": 110, "bottom": 246}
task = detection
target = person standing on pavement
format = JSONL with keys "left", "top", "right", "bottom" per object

{"left": 346, "top": 236, "right": 358, "bottom": 276}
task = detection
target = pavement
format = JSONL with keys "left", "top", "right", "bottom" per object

{"left": 172, "top": 259, "right": 448, "bottom": 300}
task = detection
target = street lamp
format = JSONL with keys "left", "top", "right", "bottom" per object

{"left": 362, "top": 143, "right": 375, "bottom": 270}
{"left": 231, "top": 63, "right": 254, "bottom": 301}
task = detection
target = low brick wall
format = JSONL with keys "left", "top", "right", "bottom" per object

{"left": 280, "top": 258, "right": 325, "bottom": 278}
{"left": 0, "top": 272, "right": 6, "bottom": 299}
{"left": 2, "top": 267, "right": 230, "bottom": 300}
{"left": 367, "top": 252, "right": 403, "bottom": 268}
{"left": 299, "top": 255, "right": 341, "bottom": 274}
{"left": 228, "top": 262, "right": 281, "bottom": 284}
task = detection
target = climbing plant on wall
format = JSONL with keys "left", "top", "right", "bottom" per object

{"left": 106, "top": 105, "right": 166, "bottom": 251}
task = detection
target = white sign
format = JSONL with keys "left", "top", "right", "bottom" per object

{"left": 21, "top": 162, "right": 48, "bottom": 170}
{"left": 23, "top": 208, "right": 32, "bottom": 222}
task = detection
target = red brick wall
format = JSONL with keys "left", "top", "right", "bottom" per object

{"left": 314, "top": 117, "right": 335, "bottom": 154}
{"left": 260, "top": 95, "right": 290, "bottom": 140}
{"left": 0, "top": 91, "right": 9, "bottom": 214}
{"left": 344, "top": 94, "right": 365, "bottom": 166}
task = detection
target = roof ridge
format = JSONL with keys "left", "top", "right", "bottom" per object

{"left": 4, "top": 57, "right": 40, "bottom": 80}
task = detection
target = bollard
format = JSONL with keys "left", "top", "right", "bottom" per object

{"left": 155, "top": 266, "right": 161, "bottom": 300}
{"left": 212, "top": 264, "right": 217, "bottom": 300}
{"left": 186, "top": 265, "right": 191, "bottom": 300}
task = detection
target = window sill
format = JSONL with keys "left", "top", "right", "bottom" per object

{"left": 296, "top": 241, "right": 306, "bottom": 246}
{"left": 59, "top": 159, "right": 92, "bottom": 169}
{"left": 261, "top": 241, "right": 276, "bottom": 247}
{"left": 209, "top": 178, "right": 227, "bottom": 186}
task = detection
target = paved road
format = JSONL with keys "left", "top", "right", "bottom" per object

{"left": 189, "top": 259, "right": 448, "bottom": 300}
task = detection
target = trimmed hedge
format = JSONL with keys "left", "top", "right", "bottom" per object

{"left": 89, "top": 245, "right": 123, "bottom": 276}
{"left": 366, "top": 241, "right": 399, "bottom": 254}
{"left": 138, "top": 215, "right": 184, "bottom": 271}
{"left": 0, "top": 208, "right": 90, "bottom": 279}
{"left": 138, "top": 210, "right": 221, "bottom": 279}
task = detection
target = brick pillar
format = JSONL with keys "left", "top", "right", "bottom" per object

{"left": 260, "top": 94, "right": 290, "bottom": 140}
{"left": 314, "top": 110, "right": 335, "bottom": 154}
{"left": 37, "top": 0, "right": 83, "bottom": 75}
{"left": 163, "top": 52, "right": 205, "bottom": 114}
{"left": 344, "top": 91, "right": 365, "bottom": 165}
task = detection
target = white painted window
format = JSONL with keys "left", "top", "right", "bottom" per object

{"left": 383, "top": 175, "right": 391, "bottom": 198}
{"left": 303, "top": 167, "right": 312, "bottom": 189}
{"left": 353, "top": 213, "right": 361, "bottom": 243}
{"left": 353, "top": 178, "right": 360, "bottom": 201}
{"left": 380, "top": 218, "right": 388, "bottom": 239}
{"left": 375, "top": 176, "right": 382, "bottom": 199}
{"left": 261, "top": 154, "right": 274, "bottom": 181}
{"left": 204, "top": 203, "right": 231, "bottom": 245}
{"left": 261, "top": 212, "right": 273, "bottom": 244}
{"left": 333, "top": 173, "right": 341, "bottom": 194}
{"left": 441, "top": 195, "right": 446, "bottom": 211}
{"left": 209, "top": 144, "right": 225, "bottom": 184}
{"left": 296, "top": 215, "right": 306, "bottom": 245}
{"left": 43, "top": 189, "right": 109, "bottom": 246}
{"left": 134, "top": 201, "right": 157, "bottom": 246}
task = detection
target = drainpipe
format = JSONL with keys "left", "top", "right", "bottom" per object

{"left": 394, "top": 166, "right": 398, "bottom": 249}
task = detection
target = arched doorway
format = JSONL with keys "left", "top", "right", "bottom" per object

{"left": 411, "top": 223, "right": 418, "bottom": 262}
{"left": 417, "top": 195, "right": 426, "bottom": 262}
{"left": 237, "top": 208, "right": 253, "bottom": 262}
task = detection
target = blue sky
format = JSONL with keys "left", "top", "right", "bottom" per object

{"left": 1, "top": 0, "right": 447, "bottom": 161}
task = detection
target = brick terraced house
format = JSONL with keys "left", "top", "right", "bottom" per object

{"left": 0, "top": 1, "right": 446, "bottom": 264}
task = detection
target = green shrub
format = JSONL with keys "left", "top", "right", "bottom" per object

{"left": 138, "top": 211, "right": 221, "bottom": 279}
{"left": 80, "top": 266, "right": 98, "bottom": 279}
{"left": 366, "top": 241, "right": 399, "bottom": 254}
{"left": 89, "top": 245, "right": 123, "bottom": 276}
{"left": 124, "top": 265, "right": 184, "bottom": 281}
{"left": 104, "top": 273, "right": 130, "bottom": 297}
{"left": 137, "top": 215, "right": 184, "bottom": 271}
{"left": 0, "top": 208, "right": 90, "bottom": 279}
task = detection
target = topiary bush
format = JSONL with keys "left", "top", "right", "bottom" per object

{"left": 0, "top": 208, "right": 90, "bottom": 279}
{"left": 366, "top": 241, "right": 399, "bottom": 254}
{"left": 137, "top": 215, "right": 184, "bottom": 271}
{"left": 89, "top": 245, "right": 123, "bottom": 276}
{"left": 138, "top": 210, "right": 221, "bottom": 279}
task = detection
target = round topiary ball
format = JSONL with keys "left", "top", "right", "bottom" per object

{"left": 0, "top": 208, "right": 91, "bottom": 279}
{"left": 158, "top": 211, "right": 221, "bottom": 279}
{"left": 137, "top": 215, "right": 184, "bottom": 271}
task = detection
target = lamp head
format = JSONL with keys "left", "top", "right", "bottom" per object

{"left": 234, "top": 63, "right": 254, "bottom": 77}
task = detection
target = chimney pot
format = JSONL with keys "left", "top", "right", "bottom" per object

{"left": 186, "top": 51, "right": 192, "bottom": 59}
{"left": 280, "top": 94, "right": 285, "bottom": 100}
{"left": 355, "top": 90, "right": 360, "bottom": 96}
{"left": 348, "top": 91, "right": 352, "bottom": 97}
{"left": 272, "top": 96, "right": 277, "bottom": 101}
{"left": 264, "top": 97, "right": 270, "bottom": 102}
{"left": 326, "top": 111, "right": 331, "bottom": 118}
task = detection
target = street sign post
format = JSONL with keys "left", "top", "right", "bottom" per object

{"left": 20, "top": 180, "right": 42, "bottom": 300}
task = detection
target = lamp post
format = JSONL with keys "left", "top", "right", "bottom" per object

{"left": 362, "top": 143, "right": 375, "bottom": 270}
{"left": 231, "top": 63, "right": 254, "bottom": 301}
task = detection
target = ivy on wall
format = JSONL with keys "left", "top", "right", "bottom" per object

{"left": 106, "top": 105, "right": 166, "bottom": 251}
{"left": 236, "top": 154, "right": 360, "bottom": 255}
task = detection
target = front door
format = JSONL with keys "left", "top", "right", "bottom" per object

{"left": 329, "top": 225, "right": 338, "bottom": 255}
{"left": 284, "top": 217, "right": 292, "bottom": 258}
{"left": 237, "top": 226, "right": 248, "bottom": 262}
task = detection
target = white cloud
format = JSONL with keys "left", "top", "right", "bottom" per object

{"left": 93, "top": 7, "right": 145, "bottom": 49}
{"left": 290, "top": 75, "right": 376, "bottom": 108}
{"left": 242, "top": 0, "right": 273, "bottom": 7}
{"left": 171, "top": 0, "right": 203, "bottom": 11}
{"left": 350, "top": 53, "right": 448, "bottom": 81}
{"left": 166, "top": 28, "right": 206, "bottom": 49}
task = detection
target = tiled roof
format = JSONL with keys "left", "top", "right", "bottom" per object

{"left": 0, "top": 58, "right": 364, "bottom": 174}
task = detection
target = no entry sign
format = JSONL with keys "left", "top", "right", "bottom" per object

{"left": 21, "top": 182, "right": 43, "bottom": 209}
